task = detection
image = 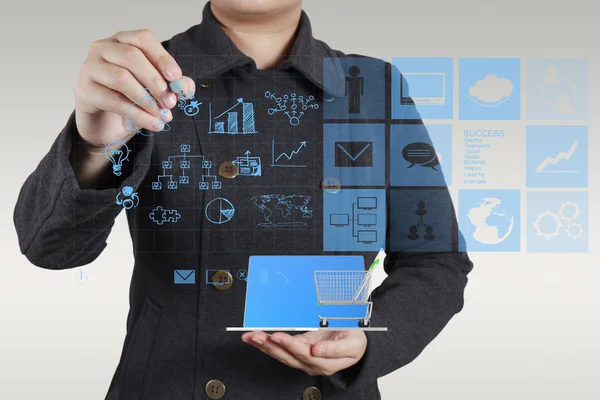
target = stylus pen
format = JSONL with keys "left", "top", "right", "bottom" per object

{"left": 369, "top": 248, "right": 386, "bottom": 271}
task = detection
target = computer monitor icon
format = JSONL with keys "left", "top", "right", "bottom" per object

{"left": 357, "top": 214, "right": 377, "bottom": 227}
{"left": 357, "top": 230, "right": 377, "bottom": 243}
{"left": 401, "top": 72, "right": 446, "bottom": 106}
{"left": 330, "top": 214, "right": 350, "bottom": 227}
{"left": 357, "top": 197, "right": 377, "bottom": 210}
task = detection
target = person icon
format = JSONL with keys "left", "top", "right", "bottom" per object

{"left": 345, "top": 65, "right": 364, "bottom": 114}
{"left": 424, "top": 225, "right": 436, "bottom": 241}
{"left": 556, "top": 93, "right": 573, "bottom": 114}
{"left": 415, "top": 200, "right": 427, "bottom": 216}
{"left": 407, "top": 225, "right": 420, "bottom": 240}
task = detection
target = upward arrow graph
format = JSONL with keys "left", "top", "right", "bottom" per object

{"left": 276, "top": 141, "right": 307, "bottom": 162}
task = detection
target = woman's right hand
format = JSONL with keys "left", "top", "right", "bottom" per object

{"left": 74, "top": 29, "right": 195, "bottom": 149}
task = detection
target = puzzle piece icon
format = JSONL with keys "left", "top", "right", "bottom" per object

{"left": 149, "top": 206, "right": 167, "bottom": 225}
{"left": 149, "top": 206, "right": 181, "bottom": 225}
{"left": 164, "top": 209, "right": 181, "bottom": 223}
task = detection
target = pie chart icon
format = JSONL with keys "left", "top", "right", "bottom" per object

{"left": 205, "top": 197, "right": 235, "bottom": 224}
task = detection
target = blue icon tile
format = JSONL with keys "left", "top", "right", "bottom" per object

{"left": 392, "top": 57, "right": 454, "bottom": 120}
{"left": 459, "top": 58, "right": 521, "bottom": 120}
{"left": 458, "top": 190, "right": 521, "bottom": 252}
{"left": 527, "top": 191, "right": 588, "bottom": 253}
{"left": 526, "top": 58, "right": 588, "bottom": 121}
{"left": 526, "top": 125, "right": 588, "bottom": 188}
{"left": 323, "top": 124, "right": 385, "bottom": 186}
{"left": 323, "top": 189, "right": 386, "bottom": 251}
{"left": 323, "top": 57, "right": 386, "bottom": 119}
{"left": 390, "top": 124, "right": 452, "bottom": 187}
{"left": 389, "top": 189, "right": 454, "bottom": 252}
{"left": 174, "top": 270, "right": 195, "bottom": 284}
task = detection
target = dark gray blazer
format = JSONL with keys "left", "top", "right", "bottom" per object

{"left": 14, "top": 4, "right": 473, "bottom": 400}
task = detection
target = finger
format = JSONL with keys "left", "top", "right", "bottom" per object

{"left": 79, "top": 81, "right": 168, "bottom": 135}
{"left": 113, "top": 30, "right": 182, "bottom": 106}
{"left": 311, "top": 334, "right": 365, "bottom": 359}
{"left": 251, "top": 335, "right": 311, "bottom": 371}
{"left": 241, "top": 330, "right": 264, "bottom": 343}
{"left": 114, "top": 29, "right": 182, "bottom": 81}
{"left": 175, "top": 76, "right": 197, "bottom": 102}
{"left": 87, "top": 60, "right": 170, "bottom": 120}
{"left": 270, "top": 333, "right": 313, "bottom": 363}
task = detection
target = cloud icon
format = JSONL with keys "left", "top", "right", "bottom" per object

{"left": 468, "top": 74, "right": 513, "bottom": 107}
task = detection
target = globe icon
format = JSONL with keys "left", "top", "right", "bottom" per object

{"left": 467, "top": 197, "right": 514, "bottom": 244}
{"left": 205, "top": 198, "right": 235, "bottom": 225}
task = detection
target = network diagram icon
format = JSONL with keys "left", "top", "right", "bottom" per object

{"left": 149, "top": 206, "right": 181, "bottom": 225}
{"left": 265, "top": 91, "right": 318, "bottom": 126}
{"left": 533, "top": 201, "right": 583, "bottom": 240}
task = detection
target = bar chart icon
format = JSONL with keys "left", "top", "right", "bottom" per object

{"left": 209, "top": 98, "right": 258, "bottom": 135}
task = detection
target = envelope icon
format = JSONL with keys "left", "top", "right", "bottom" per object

{"left": 174, "top": 270, "right": 196, "bottom": 284}
{"left": 335, "top": 141, "right": 373, "bottom": 167}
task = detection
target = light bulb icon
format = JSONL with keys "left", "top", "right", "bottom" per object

{"left": 104, "top": 138, "right": 130, "bottom": 176}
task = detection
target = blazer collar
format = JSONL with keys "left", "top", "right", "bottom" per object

{"left": 174, "top": 2, "right": 347, "bottom": 97}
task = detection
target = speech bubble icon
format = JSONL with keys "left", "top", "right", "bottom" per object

{"left": 402, "top": 142, "right": 439, "bottom": 171}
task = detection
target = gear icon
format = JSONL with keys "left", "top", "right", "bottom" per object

{"left": 558, "top": 201, "right": 579, "bottom": 222}
{"left": 533, "top": 210, "right": 562, "bottom": 240}
{"left": 566, "top": 223, "right": 583, "bottom": 239}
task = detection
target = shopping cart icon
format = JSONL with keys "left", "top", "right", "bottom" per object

{"left": 314, "top": 266, "right": 373, "bottom": 328}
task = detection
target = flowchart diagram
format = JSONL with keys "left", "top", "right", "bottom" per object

{"left": 152, "top": 144, "right": 222, "bottom": 190}
{"left": 324, "top": 189, "right": 386, "bottom": 251}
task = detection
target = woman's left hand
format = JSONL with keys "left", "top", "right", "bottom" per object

{"left": 242, "top": 329, "right": 367, "bottom": 376}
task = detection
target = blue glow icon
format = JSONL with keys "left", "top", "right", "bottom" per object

{"left": 177, "top": 91, "right": 201, "bottom": 116}
{"left": 392, "top": 57, "right": 454, "bottom": 120}
{"left": 265, "top": 91, "right": 318, "bottom": 126}
{"left": 251, "top": 194, "right": 313, "bottom": 227}
{"left": 205, "top": 198, "right": 235, "bottom": 225}
{"left": 527, "top": 191, "right": 588, "bottom": 252}
{"left": 458, "top": 190, "right": 521, "bottom": 252}
{"left": 115, "top": 186, "right": 140, "bottom": 210}
{"left": 153, "top": 144, "right": 221, "bottom": 190}
{"left": 209, "top": 98, "right": 257, "bottom": 135}
{"left": 149, "top": 206, "right": 181, "bottom": 225}
{"left": 271, "top": 139, "right": 307, "bottom": 168}
{"left": 459, "top": 58, "right": 521, "bottom": 120}
{"left": 526, "top": 58, "right": 588, "bottom": 120}
{"left": 104, "top": 138, "right": 130, "bottom": 176}
{"left": 526, "top": 126, "right": 588, "bottom": 188}
{"left": 233, "top": 150, "right": 262, "bottom": 177}
{"left": 324, "top": 189, "right": 386, "bottom": 251}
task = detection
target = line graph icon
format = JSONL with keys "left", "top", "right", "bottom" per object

{"left": 271, "top": 139, "right": 307, "bottom": 168}
{"left": 526, "top": 125, "right": 588, "bottom": 188}
{"left": 535, "top": 140, "right": 579, "bottom": 173}
{"left": 208, "top": 98, "right": 257, "bottom": 135}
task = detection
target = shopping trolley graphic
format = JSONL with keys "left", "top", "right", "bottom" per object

{"left": 314, "top": 261, "right": 377, "bottom": 328}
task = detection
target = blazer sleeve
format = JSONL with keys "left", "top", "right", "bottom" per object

{"left": 327, "top": 71, "right": 474, "bottom": 390}
{"left": 12, "top": 39, "right": 172, "bottom": 269}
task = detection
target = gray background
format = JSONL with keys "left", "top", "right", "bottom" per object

{"left": 0, "top": 0, "right": 598, "bottom": 399}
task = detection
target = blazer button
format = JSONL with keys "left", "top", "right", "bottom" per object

{"left": 302, "top": 386, "right": 322, "bottom": 400}
{"left": 205, "top": 379, "right": 226, "bottom": 399}
{"left": 211, "top": 270, "right": 233, "bottom": 291}
{"left": 323, "top": 93, "right": 335, "bottom": 102}
{"left": 321, "top": 177, "right": 341, "bottom": 194}
{"left": 218, "top": 161, "right": 239, "bottom": 179}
